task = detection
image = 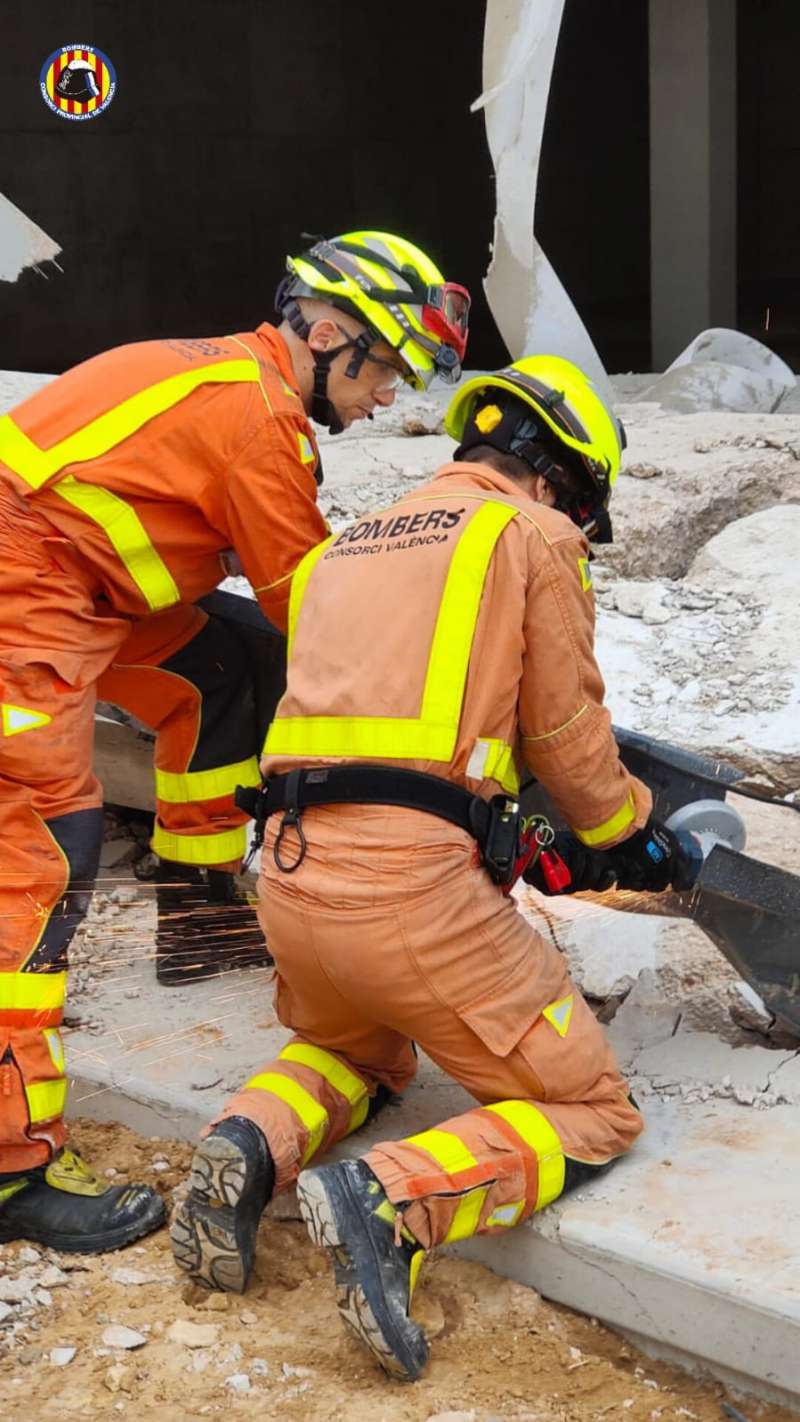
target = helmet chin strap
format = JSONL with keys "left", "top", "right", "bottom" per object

{"left": 278, "top": 292, "right": 375, "bottom": 436}
{"left": 310, "top": 348, "right": 345, "bottom": 435}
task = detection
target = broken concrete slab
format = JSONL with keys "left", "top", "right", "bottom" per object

{"left": 592, "top": 507, "right": 800, "bottom": 788}
{"left": 457, "top": 1096, "right": 800, "bottom": 1410}
{"left": 638, "top": 328, "right": 796, "bottom": 414}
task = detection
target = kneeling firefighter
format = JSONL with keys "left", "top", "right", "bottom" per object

{"left": 0, "top": 230, "right": 470, "bottom": 1253}
{"left": 171, "top": 356, "right": 690, "bottom": 1378}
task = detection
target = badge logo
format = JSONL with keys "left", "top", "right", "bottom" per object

{"left": 40, "top": 45, "right": 116, "bottom": 121}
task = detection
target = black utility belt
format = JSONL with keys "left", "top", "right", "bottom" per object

{"left": 235, "top": 765, "right": 530, "bottom": 886}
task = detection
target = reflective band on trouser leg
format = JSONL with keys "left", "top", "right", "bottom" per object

{"left": 151, "top": 823, "right": 247, "bottom": 866}
{"left": 25, "top": 1077, "right": 68, "bottom": 1125}
{"left": 404, "top": 1127, "right": 479, "bottom": 1179}
{"left": 0, "top": 972, "right": 67, "bottom": 1025}
{"left": 278, "top": 1043, "right": 369, "bottom": 1133}
{"left": 265, "top": 500, "right": 519, "bottom": 760}
{"left": 443, "top": 1186, "right": 489, "bottom": 1243}
{"left": 403, "top": 1128, "right": 489, "bottom": 1244}
{"left": 485, "top": 1102, "right": 566, "bottom": 1211}
{"left": 245, "top": 1071, "right": 328, "bottom": 1166}
{"left": 54, "top": 477, "right": 180, "bottom": 612}
{"left": 573, "top": 791, "right": 636, "bottom": 848}
{"left": 0, "top": 361, "right": 260, "bottom": 491}
{"left": 155, "top": 756, "right": 261, "bottom": 805}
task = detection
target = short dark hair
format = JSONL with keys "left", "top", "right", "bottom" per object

{"left": 462, "top": 444, "right": 534, "bottom": 481}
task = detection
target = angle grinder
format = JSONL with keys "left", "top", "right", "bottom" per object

{"left": 666, "top": 799, "right": 747, "bottom": 888}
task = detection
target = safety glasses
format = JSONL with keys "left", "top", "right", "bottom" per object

{"left": 334, "top": 324, "right": 410, "bottom": 391}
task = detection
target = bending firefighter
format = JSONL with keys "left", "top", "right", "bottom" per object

{"left": 172, "top": 356, "right": 690, "bottom": 1378}
{"left": 0, "top": 231, "right": 470, "bottom": 1253}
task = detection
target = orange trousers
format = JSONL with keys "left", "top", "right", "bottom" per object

{"left": 215, "top": 804, "right": 643, "bottom": 1250}
{"left": 0, "top": 492, "right": 258, "bottom": 1174}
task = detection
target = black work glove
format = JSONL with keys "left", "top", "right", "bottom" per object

{"left": 602, "top": 816, "right": 688, "bottom": 892}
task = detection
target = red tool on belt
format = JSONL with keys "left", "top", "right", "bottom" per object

{"left": 503, "top": 814, "right": 572, "bottom": 895}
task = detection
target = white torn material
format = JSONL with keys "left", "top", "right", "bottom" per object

{"left": 477, "top": 0, "right": 613, "bottom": 405}
{"left": 0, "top": 193, "right": 61, "bottom": 282}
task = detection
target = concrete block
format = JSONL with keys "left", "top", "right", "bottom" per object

{"left": 457, "top": 1097, "right": 800, "bottom": 1408}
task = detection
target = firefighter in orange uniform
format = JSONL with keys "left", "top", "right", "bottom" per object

{"left": 173, "top": 356, "right": 690, "bottom": 1377}
{"left": 0, "top": 232, "right": 471, "bottom": 1252}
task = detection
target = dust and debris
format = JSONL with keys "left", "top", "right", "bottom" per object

{"left": 1, "top": 1120, "right": 794, "bottom": 1422}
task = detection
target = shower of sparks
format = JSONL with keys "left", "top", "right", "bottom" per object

{"left": 51, "top": 872, "right": 274, "bottom": 1106}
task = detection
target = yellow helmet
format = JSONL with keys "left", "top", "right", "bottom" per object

{"left": 277, "top": 230, "right": 470, "bottom": 394}
{"left": 445, "top": 356, "right": 625, "bottom": 542}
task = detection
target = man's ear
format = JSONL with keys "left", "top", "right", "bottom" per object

{"left": 307, "top": 318, "right": 342, "bottom": 354}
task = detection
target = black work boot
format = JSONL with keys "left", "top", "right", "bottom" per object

{"left": 297, "top": 1158, "right": 429, "bottom": 1381}
{"left": 155, "top": 863, "right": 272, "bottom": 985}
{"left": 170, "top": 1116, "right": 274, "bottom": 1292}
{"left": 0, "top": 1148, "right": 165, "bottom": 1254}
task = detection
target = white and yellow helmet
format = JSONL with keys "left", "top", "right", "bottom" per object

{"left": 277, "top": 230, "right": 471, "bottom": 391}
{"left": 445, "top": 355, "right": 625, "bottom": 541}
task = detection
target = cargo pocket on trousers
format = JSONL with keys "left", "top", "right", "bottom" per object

{"left": 456, "top": 952, "right": 546, "bottom": 1060}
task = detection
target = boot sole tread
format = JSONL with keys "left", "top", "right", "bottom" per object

{"left": 170, "top": 1136, "right": 250, "bottom": 1293}
{"left": 297, "top": 1170, "right": 426, "bottom": 1382}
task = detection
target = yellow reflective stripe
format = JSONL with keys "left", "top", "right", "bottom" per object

{"left": 245, "top": 1071, "right": 328, "bottom": 1165}
{"left": 443, "top": 1186, "right": 489, "bottom": 1243}
{"left": 574, "top": 790, "right": 636, "bottom": 848}
{"left": 278, "top": 1043, "right": 369, "bottom": 1133}
{"left": 266, "top": 501, "right": 518, "bottom": 761}
{"left": 482, "top": 738, "right": 519, "bottom": 795}
{"left": 151, "top": 823, "right": 247, "bottom": 865}
{"left": 405, "top": 1127, "right": 478, "bottom": 1178}
{"left": 265, "top": 715, "right": 457, "bottom": 760}
{"left": 0, "top": 1180, "right": 28, "bottom": 1205}
{"left": 0, "top": 361, "right": 260, "bottom": 491}
{"left": 421, "top": 501, "right": 517, "bottom": 731}
{"left": 485, "top": 1102, "right": 565, "bottom": 1212}
{"left": 286, "top": 536, "right": 334, "bottom": 659}
{"left": 54, "top": 476, "right": 180, "bottom": 612}
{"left": 25, "top": 1078, "right": 68, "bottom": 1125}
{"left": 408, "top": 1247, "right": 426, "bottom": 1302}
{"left": 155, "top": 756, "right": 260, "bottom": 806}
{"left": 0, "top": 972, "right": 66, "bottom": 1012}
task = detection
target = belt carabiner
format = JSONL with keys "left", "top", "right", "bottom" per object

{"left": 273, "top": 769, "right": 307, "bottom": 874}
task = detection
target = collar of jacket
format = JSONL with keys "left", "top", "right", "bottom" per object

{"left": 431, "top": 460, "right": 544, "bottom": 513}
{"left": 253, "top": 322, "right": 305, "bottom": 404}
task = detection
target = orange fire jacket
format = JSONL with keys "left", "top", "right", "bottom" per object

{"left": 0, "top": 324, "right": 327, "bottom": 634}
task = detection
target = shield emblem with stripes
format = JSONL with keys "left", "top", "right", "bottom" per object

{"left": 40, "top": 45, "right": 117, "bottom": 121}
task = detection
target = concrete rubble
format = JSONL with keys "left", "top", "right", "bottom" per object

{"left": 637, "top": 328, "right": 796, "bottom": 414}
